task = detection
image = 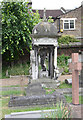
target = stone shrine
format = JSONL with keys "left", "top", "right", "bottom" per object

{"left": 9, "top": 9, "right": 63, "bottom": 108}
{"left": 30, "top": 8, "right": 60, "bottom": 80}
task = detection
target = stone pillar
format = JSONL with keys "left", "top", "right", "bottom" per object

{"left": 30, "top": 50, "right": 36, "bottom": 80}
{"left": 35, "top": 48, "right": 39, "bottom": 79}
{"left": 48, "top": 52, "right": 50, "bottom": 76}
{"left": 54, "top": 46, "right": 57, "bottom": 78}
{"left": 54, "top": 47, "right": 57, "bottom": 70}
{"left": 50, "top": 49, "right": 53, "bottom": 79}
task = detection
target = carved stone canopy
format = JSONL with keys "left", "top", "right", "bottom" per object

{"left": 31, "top": 21, "right": 60, "bottom": 38}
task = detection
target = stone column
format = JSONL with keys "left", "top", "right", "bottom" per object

{"left": 54, "top": 47, "right": 57, "bottom": 78}
{"left": 50, "top": 49, "right": 53, "bottom": 79}
{"left": 48, "top": 52, "right": 50, "bottom": 76}
{"left": 35, "top": 48, "right": 38, "bottom": 79}
{"left": 54, "top": 47, "right": 57, "bottom": 69}
{"left": 30, "top": 50, "right": 36, "bottom": 80}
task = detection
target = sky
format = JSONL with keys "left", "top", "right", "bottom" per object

{"left": 32, "top": 0, "right": 83, "bottom": 10}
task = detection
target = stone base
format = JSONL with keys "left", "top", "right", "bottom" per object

{"left": 9, "top": 93, "right": 66, "bottom": 107}
{"left": 9, "top": 79, "right": 62, "bottom": 107}
{"left": 9, "top": 94, "right": 56, "bottom": 107}
{"left": 31, "top": 78, "right": 60, "bottom": 89}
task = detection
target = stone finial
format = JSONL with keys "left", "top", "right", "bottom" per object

{"left": 81, "top": 1, "right": 83, "bottom": 6}
{"left": 43, "top": 8, "right": 47, "bottom": 22}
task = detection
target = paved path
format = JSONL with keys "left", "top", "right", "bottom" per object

{"left": 0, "top": 74, "right": 72, "bottom": 87}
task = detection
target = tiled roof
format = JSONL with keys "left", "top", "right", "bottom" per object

{"left": 32, "top": 9, "right": 63, "bottom": 18}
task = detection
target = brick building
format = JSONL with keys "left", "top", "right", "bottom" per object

{"left": 55, "top": 6, "right": 82, "bottom": 40}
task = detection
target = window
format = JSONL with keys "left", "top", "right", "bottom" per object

{"left": 62, "top": 18, "right": 76, "bottom": 30}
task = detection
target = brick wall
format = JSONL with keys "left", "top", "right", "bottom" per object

{"left": 58, "top": 47, "right": 81, "bottom": 56}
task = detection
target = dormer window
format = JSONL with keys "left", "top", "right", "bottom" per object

{"left": 61, "top": 18, "right": 76, "bottom": 30}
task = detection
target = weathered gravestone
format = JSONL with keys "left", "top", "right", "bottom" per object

{"left": 9, "top": 80, "right": 66, "bottom": 107}
{"left": 69, "top": 53, "right": 82, "bottom": 105}
{"left": 25, "top": 83, "right": 46, "bottom": 96}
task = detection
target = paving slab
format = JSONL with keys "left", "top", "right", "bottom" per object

{"left": 5, "top": 109, "right": 56, "bottom": 118}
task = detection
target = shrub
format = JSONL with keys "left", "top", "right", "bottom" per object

{"left": 58, "top": 35, "right": 80, "bottom": 46}
{"left": 57, "top": 54, "right": 70, "bottom": 67}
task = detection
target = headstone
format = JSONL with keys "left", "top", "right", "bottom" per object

{"left": 25, "top": 82, "right": 46, "bottom": 96}
{"left": 69, "top": 53, "right": 82, "bottom": 105}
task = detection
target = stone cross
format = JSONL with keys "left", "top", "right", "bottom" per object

{"left": 69, "top": 53, "right": 82, "bottom": 105}
{"left": 43, "top": 8, "right": 47, "bottom": 22}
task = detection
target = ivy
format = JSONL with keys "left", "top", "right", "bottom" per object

{"left": 58, "top": 35, "right": 80, "bottom": 46}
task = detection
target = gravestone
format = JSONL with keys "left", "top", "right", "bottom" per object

{"left": 25, "top": 83, "right": 46, "bottom": 96}
{"left": 69, "top": 53, "right": 82, "bottom": 105}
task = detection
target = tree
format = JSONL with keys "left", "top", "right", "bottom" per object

{"left": 1, "top": 2, "right": 40, "bottom": 63}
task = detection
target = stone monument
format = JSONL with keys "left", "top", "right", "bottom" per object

{"left": 69, "top": 53, "right": 82, "bottom": 105}
{"left": 30, "top": 8, "right": 61, "bottom": 80}
{"left": 8, "top": 9, "right": 63, "bottom": 108}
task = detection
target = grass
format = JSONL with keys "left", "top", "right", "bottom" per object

{"left": 41, "top": 101, "right": 71, "bottom": 118}
{"left": 65, "top": 95, "right": 83, "bottom": 104}
{"left": 2, "top": 62, "right": 30, "bottom": 79}
{"left": 57, "top": 82, "right": 72, "bottom": 89}
{"left": 0, "top": 88, "right": 56, "bottom": 118}
{"left": 2, "top": 85, "right": 27, "bottom": 88}
{"left": 44, "top": 87, "right": 55, "bottom": 95}
{"left": 0, "top": 90, "right": 24, "bottom": 96}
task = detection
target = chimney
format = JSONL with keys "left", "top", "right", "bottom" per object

{"left": 60, "top": 7, "right": 66, "bottom": 13}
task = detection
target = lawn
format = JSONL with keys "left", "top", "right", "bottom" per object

{"left": 65, "top": 95, "right": 83, "bottom": 104}
{"left": 0, "top": 79, "right": 81, "bottom": 119}
{"left": 1, "top": 81, "right": 72, "bottom": 119}
{"left": 57, "top": 82, "right": 72, "bottom": 89}
{"left": 0, "top": 90, "right": 25, "bottom": 96}
{"left": 1, "top": 62, "right": 30, "bottom": 79}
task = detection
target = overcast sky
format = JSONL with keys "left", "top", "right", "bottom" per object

{"left": 32, "top": 0, "right": 82, "bottom": 10}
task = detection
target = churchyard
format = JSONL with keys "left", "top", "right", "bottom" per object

{"left": 1, "top": 2, "right": 83, "bottom": 119}
{"left": 1, "top": 21, "right": 83, "bottom": 119}
{"left": 1, "top": 50, "right": 83, "bottom": 119}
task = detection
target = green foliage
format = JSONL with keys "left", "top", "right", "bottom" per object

{"left": 48, "top": 16, "right": 54, "bottom": 23}
{"left": 58, "top": 82, "right": 72, "bottom": 89}
{"left": 2, "top": 62, "right": 30, "bottom": 78}
{"left": 58, "top": 35, "right": 80, "bottom": 46}
{"left": 32, "top": 10, "right": 42, "bottom": 26}
{"left": 65, "top": 95, "right": 83, "bottom": 104}
{"left": 0, "top": 90, "right": 23, "bottom": 96}
{"left": 44, "top": 88, "right": 55, "bottom": 95}
{"left": 42, "top": 101, "right": 71, "bottom": 118}
{"left": 1, "top": 2, "right": 40, "bottom": 62}
{"left": 57, "top": 54, "right": 70, "bottom": 67}
{"left": 57, "top": 54, "right": 70, "bottom": 74}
